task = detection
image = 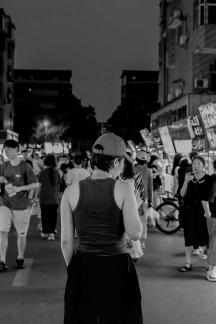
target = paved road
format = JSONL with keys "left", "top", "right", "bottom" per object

{"left": 0, "top": 217, "right": 216, "bottom": 324}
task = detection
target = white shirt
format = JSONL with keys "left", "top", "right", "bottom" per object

{"left": 65, "top": 168, "right": 90, "bottom": 186}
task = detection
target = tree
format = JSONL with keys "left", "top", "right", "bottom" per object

{"left": 31, "top": 119, "right": 68, "bottom": 142}
{"left": 14, "top": 92, "right": 98, "bottom": 148}
{"left": 107, "top": 104, "right": 152, "bottom": 143}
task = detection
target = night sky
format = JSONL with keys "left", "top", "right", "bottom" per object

{"left": 2, "top": 0, "right": 159, "bottom": 121}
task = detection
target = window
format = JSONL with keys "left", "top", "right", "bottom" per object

{"left": 7, "top": 66, "right": 13, "bottom": 82}
{"left": 195, "top": 0, "right": 216, "bottom": 26}
{"left": 207, "top": 0, "right": 216, "bottom": 24}
{"left": 199, "top": 0, "right": 205, "bottom": 25}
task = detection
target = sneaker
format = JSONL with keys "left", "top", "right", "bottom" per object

{"left": 199, "top": 253, "right": 208, "bottom": 260}
{"left": 16, "top": 258, "right": 25, "bottom": 269}
{"left": 207, "top": 272, "right": 216, "bottom": 282}
{"left": 192, "top": 249, "right": 200, "bottom": 256}
{"left": 132, "top": 258, "right": 138, "bottom": 263}
{"left": 40, "top": 233, "right": 48, "bottom": 239}
{"left": 0, "top": 261, "right": 8, "bottom": 272}
{"left": 47, "top": 234, "right": 55, "bottom": 241}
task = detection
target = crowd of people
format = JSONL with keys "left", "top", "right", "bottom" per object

{"left": 0, "top": 134, "right": 216, "bottom": 322}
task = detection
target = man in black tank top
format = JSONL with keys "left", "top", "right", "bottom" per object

{"left": 61, "top": 133, "right": 143, "bottom": 324}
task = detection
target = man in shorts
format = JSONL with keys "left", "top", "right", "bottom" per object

{"left": 0, "top": 140, "right": 39, "bottom": 272}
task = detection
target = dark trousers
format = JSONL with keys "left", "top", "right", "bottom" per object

{"left": 41, "top": 204, "right": 58, "bottom": 234}
{"left": 64, "top": 252, "right": 143, "bottom": 324}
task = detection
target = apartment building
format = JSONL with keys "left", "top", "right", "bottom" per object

{"left": 0, "top": 8, "right": 15, "bottom": 131}
{"left": 151, "top": 0, "right": 216, "bottom": 152}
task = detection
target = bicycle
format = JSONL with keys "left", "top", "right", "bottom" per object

{"left": 155, "top": 194, "right": 184, "bottom": 235}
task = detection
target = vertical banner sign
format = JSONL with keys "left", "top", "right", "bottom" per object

{"left": 127, "top": 140, "right": 137, "bottom": 153}
{"left": 127, "top": 140, "right": 137, "bottom": 160}
{"left": 188, "top": 115, "right": 206, "bottom": 151}
{"left": 158, "top": 126, "right": 176, "bottom": 155}
{"left": 198, "top": 103, "right": 216, "bottom": 150}
{"left": 139, "top": 128, "right": 160, "bottom": 154}
{"left": 139, "top": 128, "right": 154, "bottom": 147}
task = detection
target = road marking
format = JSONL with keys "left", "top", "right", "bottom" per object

{"left": 12, "top": 258, "right": 34, "bottom": 287}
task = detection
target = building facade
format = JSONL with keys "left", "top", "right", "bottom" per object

{"left": 107, "top": 70, "right": 159, "bottom": 142}
{"left": 121, "top": 70, "right": 159, "bottom": 112}
{"left": 152, "top": 0, "right": 216, "bottom": 140}
{"left": 0, "top": 8, "right": 15, "bottom": 131}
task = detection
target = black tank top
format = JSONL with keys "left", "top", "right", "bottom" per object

{"left": 73, "top": 178, "right": 127, "bottom": 255}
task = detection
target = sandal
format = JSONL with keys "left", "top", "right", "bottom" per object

{"left": 179, "top": 263, "right": 192, "bottom": 272}
{"left": 0, "top": 261, "right": 8, "bottom": 272}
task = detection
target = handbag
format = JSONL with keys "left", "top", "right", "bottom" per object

{"left": 29, "top": 200, "right": 41, "bottom": 218}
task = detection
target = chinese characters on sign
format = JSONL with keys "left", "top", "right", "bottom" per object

{"left": 188, "top": 115, "right": 206, "bottom": 151}
{"left": 140, "top": 128, "right": 155, "bottom": 147}
{"left": 199, "top": 103, "right": 216, "bottom": 149}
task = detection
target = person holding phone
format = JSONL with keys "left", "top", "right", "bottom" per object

{"left": 179, "top": 155, "right": 210, "bottom": 272}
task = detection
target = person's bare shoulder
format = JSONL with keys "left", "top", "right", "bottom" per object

{"left": 63, "top": 180, "right": 80, "bottom": 210}
{"left": 116, "top": 179, "right": 134, "bottom": 195}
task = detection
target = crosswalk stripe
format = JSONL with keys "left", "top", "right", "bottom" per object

{"left": 12, "top": 258, "right": 34, "bottom": 287}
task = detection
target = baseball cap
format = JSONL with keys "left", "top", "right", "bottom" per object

{"left": 92, "top": 133, "right": 133, "bottom": 163}
{"left": 3, "top": 139, "right": 19, "bottom": 149}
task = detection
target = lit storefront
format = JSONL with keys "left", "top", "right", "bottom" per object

{"left": 150, "top": 100, "right": 216, "bottom": 173}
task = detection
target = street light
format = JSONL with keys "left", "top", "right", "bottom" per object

{"left": 43, "top": 119, "right": 50, "bottom": 141}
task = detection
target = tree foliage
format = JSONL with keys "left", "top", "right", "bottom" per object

{"left": 14, "top": 94, "right": 98, "bottom": 149}
{"left": 107, "top": 104, "right": 151, "bottom": 143}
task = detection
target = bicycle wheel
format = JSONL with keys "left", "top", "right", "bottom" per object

{"left": 155, "top": 200, "right": 181, "bottom": 234}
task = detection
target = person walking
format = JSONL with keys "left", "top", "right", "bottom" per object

{"left": 171, "top": 153, "right": 182, "bottom": 196}
{"left": 38, "top": 154, "right": 60, "bottom": 241}
{"left": 179, "top": 155, "right": 210, "bottom": 272}
{"left": 65, "top": 154, "right": 90, "bottom": 186}
{"left": 134, "top": 150, "right": 153, "bottom": 249}
{"left": 0, "top": 139, "right": 39, "bottom": 271}
{"left": 202, "top": 160, "right": 216, "bottom": 281}
{"left": 148, "top": 155, "right": 162, "bottom": 209}
{"left": 61, "top": 133, "right": 143, "bottom": 324}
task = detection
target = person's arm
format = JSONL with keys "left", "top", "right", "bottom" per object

{"left": 0, "top": 164, "right": 7, "bottom": 184}
{"left": 0, "top": 176, "right": 7, "bottom": 184}
{"left": 13, "top": 182, "right": 39, "bottom": 192}
{"left": 13, "top": 163, "right": 40, "bottom": 193}
{"left": 121, "top": 181, "right": 143, "bottom": 240}
{"left": 65, "top": 170, "right": 74, "bottom": 186}
{"left": 202, "top": 176, "right": 215, "bottom": 218}
{"left": 202, "top": 201, "right": 211, "bottom": 218}
{"left": 180, "top": 173, "right": 193, "bottom": 197}
{"left": 148, "top": 169, "right": 153, "bottom": 205}
{"left": 172, "top": 175, "right": 178, "bottom": 196}
{"left": 61, "top": 187, "right": 74, "bottom": 266}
